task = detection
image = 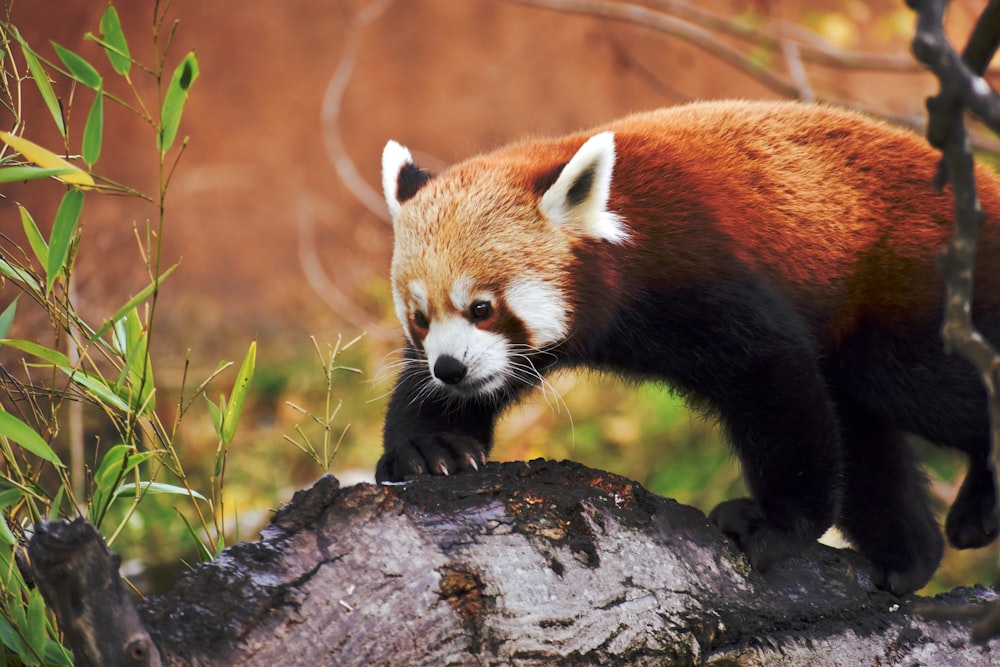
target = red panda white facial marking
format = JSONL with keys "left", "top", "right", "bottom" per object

{"left": 382, "top": 132, "right": 628, "bottom": 399}
{"left": 503, "top": 277, "right": 568, "bottom": 347}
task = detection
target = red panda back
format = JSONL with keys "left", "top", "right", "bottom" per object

{"left": 589, "top": 101, "right": 1000, "bottom": 338}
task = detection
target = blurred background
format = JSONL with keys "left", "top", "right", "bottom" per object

{"left": 2, "top": 0, "right": 997, "bottom": 594}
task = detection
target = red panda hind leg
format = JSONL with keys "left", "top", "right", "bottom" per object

{"left": 946, "top": 453, "right": 999, "bottom": 548}
{"left": 830, "top": 402, "right": 943, "bottom": 595}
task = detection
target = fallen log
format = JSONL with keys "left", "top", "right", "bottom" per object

{"left": 28, "top": 459, "right": 1000, "bottom": 665}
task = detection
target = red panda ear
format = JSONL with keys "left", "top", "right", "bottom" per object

{"left": 538, "top": 131, "right": 627, "bottom": 243}
{"left": 381, "top": 140, "right": 434, "bottom": 221}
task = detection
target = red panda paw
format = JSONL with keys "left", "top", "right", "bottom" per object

{"left": 375, "top": 433, "right": 489, "bottom": 484}
{"left": 945, "top": 459, "right": 999, "bottom": 550}
{"left": 708, "top": 498, "right": 821, "bottom": 573}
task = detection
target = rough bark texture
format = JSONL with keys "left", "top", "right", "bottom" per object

{"left": 28, "top": 460, "right": 1000, "bottom": 665}
{"left": 27, "top": 519, "right": 162, "bottom": 667}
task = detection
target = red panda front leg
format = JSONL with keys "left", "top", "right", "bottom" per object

{"left": 705, "top": 348, "right": 844, "bottom": 574}
{"left": 629, "top": 281, "right": 846, "bottom": 575}
{"left": 376, "top": 347, "right": 518, "bottom": 483}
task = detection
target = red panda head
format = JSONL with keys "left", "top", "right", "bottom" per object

{"left": 381, "top": 133, "right": 628, "bottom": 398}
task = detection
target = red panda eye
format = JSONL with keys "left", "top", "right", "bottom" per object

{"left": 470, "top": 301, "right": 493, "bottom": 322}
{"left": 413, "top": 310, "right": 429, "bottom": 329}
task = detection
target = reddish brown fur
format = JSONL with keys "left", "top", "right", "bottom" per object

{"left": 396, "top": 101, "right": 1000, "bottom": 348}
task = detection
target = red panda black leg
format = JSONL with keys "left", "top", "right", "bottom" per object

{"left": 377, "top": 349, "right": 508, "bottom": 483}
{"left": 946, "top": 453, "right": 999, "bottom": 549}
{"left": 707, "top": 375, "right": 842, "bottom": 577}
{"left": 691, "top": 341, "right": 844, "bottom": 575}
{"left": 833, "top": 405, "right": 943, "bottom": 595}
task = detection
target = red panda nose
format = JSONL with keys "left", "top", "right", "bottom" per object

{"left": 433, "top": 355, "right": 468, "bottom": 385}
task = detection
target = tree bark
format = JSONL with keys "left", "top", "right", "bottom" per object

{"left": 29, "top": 460, "right": 1000, "bottom": 665}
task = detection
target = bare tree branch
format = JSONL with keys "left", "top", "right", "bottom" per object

{"left": 907, "top": 0, "right": 1000, "bottom": 643}
{"left": 320, "top": 0, "right": 398, "bottom": 224}
{"left": 503, "top": 0, "right": 802, "bottom": 98}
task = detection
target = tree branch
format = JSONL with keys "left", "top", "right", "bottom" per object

{"left": 907, "top": 0, "right": 1000, "bottom": 642}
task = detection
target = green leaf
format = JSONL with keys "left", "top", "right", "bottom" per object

{"left": 0, "top": 614, "right": 33, "bottom": 664}
{"left": 221, "top": 340, "right": 256, "bottom": 444}
{"left": 19, "top": 206, "right": 48, "bottom": 267}
{"left": 0, "top": 258, "right": 41, "bottom": 292}
{"left": 0, "top": 489, "right": 24, "bottom": 508}
{"left": 97, "top": 6, "right": 131, "bottom": 75}
{"left": 16, "top": 32, "right": 64, "bottom": 136}
{"left": 0, "top": 166, "right": 73, "bottom": 183}
{"left": 159, "top": 51, "right": 199, "bottom": 155}
{"left": 174, "top": 510, "right": 213, "bottom": 562}
{"left": 114, "top": 309, "right": 155, "bottom": 415}
{"left": 63, "top": 369, "right": 129, "bottom": 412}
{"left": 46, "top": 188, "right": 84, "bottom": 296}
{"left": 0, "top": 410, "right": 63, "bottom": 467}
{"left": 51, "top": 42, "right": 101, "bottom": 90}
{"left": 25, "top": 588, "right": 46, "bottom": 659}
{"left": 89, "top": 263, "right": 178, "bottom": 343}
{"left": 93, "top": 444, "right": 129, "bottom": 499}
{"left": 206, "top": 395, "right": 222, "bottom": 438}
{"left": 0, "top": 490, "right": 20, "bottom": 546}
{"left": 116, "top": 481, "right": 206, "bottom": 501}
{"left": 91, "top": 444, "right": 149, "bottom": 522}
{"left": 82, "top": 88, "right": 103, "bottom": 167}
{"left": 0, "top": 339, "right": 71, "bottom": 367}
{"left": 0, "top": 132, "right": 94, "bottom": 187}
{"left": 43, "top": 638, "right": 74, "bottom": 667}
{"left": 0, "top": 513, "right": 16, "bottom": 546}
{"left": 0, "top": 297, "right": 16, "bottom": 340}
{"left": 48, "top": 485, "right": 65, "bottom": 521}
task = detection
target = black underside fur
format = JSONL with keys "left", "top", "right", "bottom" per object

{"left": 378, "top": 272, "right": 998, "bottom": 596}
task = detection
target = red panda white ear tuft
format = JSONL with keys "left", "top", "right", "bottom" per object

{"left": 539, "top": 131, "right": 627, "bottom": 243}
{"left": 381, "top": 140, "right": 433, "bottom": 222}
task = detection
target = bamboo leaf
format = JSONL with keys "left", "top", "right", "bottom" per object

{"left": 116, "top": 481, "right": 206, "bottom": 501}
{"left": 0, "top": 410, "right": 63, "bottom": 467}
{"left": 91, "top": 445, "right": 158, "bottom": 522}
{"left": 0, "top": 166, "right": 73, "bottom": 183}
{"left": 174, "top": 510, "right": 213, "bottom": 562}
{"left": 82, "top": 88, "right": 103, "bottom": 167}
{"left": 0, "top": 339, "right": 70, "bottom": 367}
{"left": 0, "top": 514, "right": 15, "bottom": 546}
{"left": 0, "top": 298, "right": 16, "bottom": 340}
{"left": 63, "top": 369, "right": 130, "bottom": 412}
{"left": 48, "top": 485, "right": 65, "bottom": 522}
{"left": 117, "top": 309, "right": 155, "bottom": 415}
{"left": 206, "top": 395, "right": 222, "bottom": 438}
{"left": 19, "top": 206, "right": 48, "bottom": 267}
{"left": 93, "top": 444, "right": 129, "bottom": 499}
{"left": 0, "top": 258, "right": 41, "bottom": 292}
{"left": 25, "top": 588, "right": 46, "bottom": 658}
{"left": 89, "top": 263, "right": 178, "bottom": 342}
{"left": 0, "top": 132, "right": 94, "bottom": 187}
{"left": 51, "top": 42, "right": 101, "bottom": 90}
{"left": 221, "top": 340, "right": 256, "bottom": 444}
{"left": 16, "top": 32, "right": 64, "bottom": 136}
{"left": 0, "top": 615, "right": 32, "bottom": 664}
{"left": 46, "top": 189, "right": 84, "bottom": 296}
{"left": 98, "top": 6, "right": 131, "bottom": 75}
{"left": 159, "top": 51, "right": 199, "bottom": 155}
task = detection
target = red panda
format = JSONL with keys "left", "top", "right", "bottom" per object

{"left": 376, "top": 100, "right": 1000, "bottom": 595}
